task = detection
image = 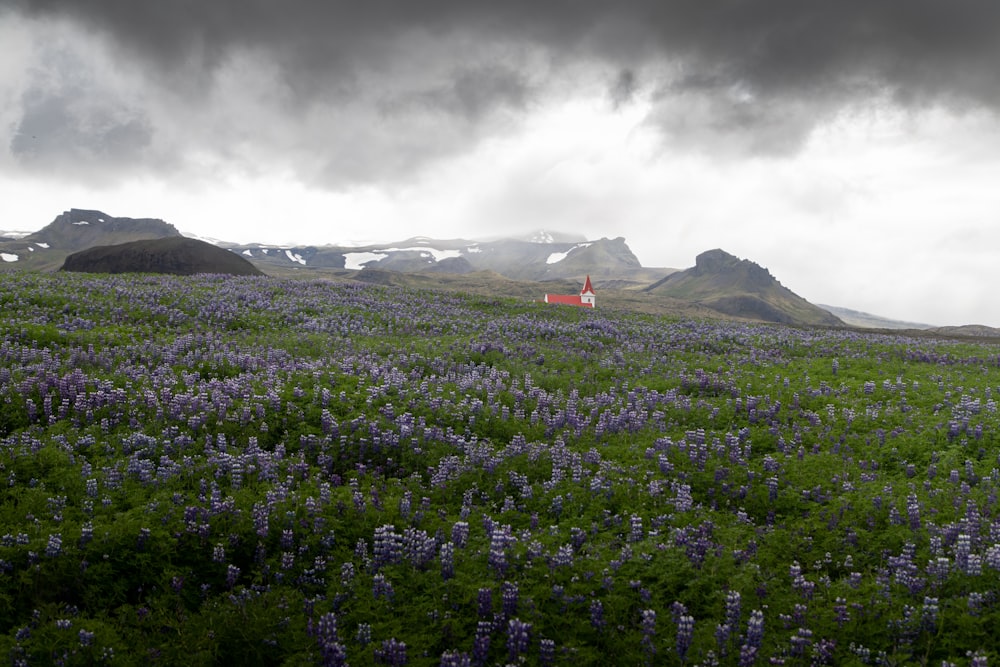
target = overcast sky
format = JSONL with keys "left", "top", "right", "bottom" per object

{"left": 4, "top": 2, "right": 1000, "bottom": 326}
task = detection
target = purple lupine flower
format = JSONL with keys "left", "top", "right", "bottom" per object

{"left": 316, "top": 613, "right": 347, "bottom": 667}
{"left": 45, "top": 533, "right": 62, "bottom": 558}
{"left": 472, "top": 621, "right": 491, "bottom": 667}
{"left": 501, "top": 581, "right": 519, "bottom": 618}
{"left": 226, "top": 564, "right": 240, "bottom": 588}
{"left": 725, "top": 590, "right": 741, "bottom": 631}
{"left": 372, "top": 573, "right": 394, "bottom": 601}
{"left": 921, "top": 597, "right": 939, "bottom": 633}
{"left": 640, "top": 609, "right": 656, "bottom": 664}
{"left": 539, "top": 638, "right": 555, "bottom": 666}
{"left": 715, "top": 623, "right": 731, "bottom": 657}
{"left": 373, "top": 525, "right": 403, "bottom": 569}
{"left": 440, "top": 541, "right": 455, "bottom": 580}
{"left": 551, "top": 544, "right": 574, "bottom": 568}
{"left": 374, "top": 638, "right": 407, "bottom": 666}
{"left": 742, "top": 609, "right": 764, "bottom": 651}
{"left": 628, "top": 514, "right": 644, "bottom": 543}
{"left": 477, "top": 588, "right": 492, "bottom": 619}
{"left": 451, "top": 521, "right": 469, "bottom": 548}
{"left": 968, "top": 650, "right": 988, "bottom": 667}
{"left": 402, "top": 527, "right": 435, "bottom": 569}
{"left": 590, "top": 599, "right": 606, "bottom": 631}
{"left": 676, "top": 614, "right": 694, "bottom": 664}
{"left": 506, "top": 618, "right": 531, "bottom": 663}
{"left": 790, "top": 627, "right": 812, "bottom": 657}
{"left": 738, "top": 644, "right": 758, "bottom": 667}
{"left": 488, "top": 524, "right": 513, "bottom": 578}
{"left": 906, "top": 493, "right": 921, "bottom": 530}
{"left": 439, "top": 650, "right": 471, "bottom": 667}
{"left": 341, "top": 562, "right": 355, "bottom": 586}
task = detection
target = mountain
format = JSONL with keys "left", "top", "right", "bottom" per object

{"left": 1, "top": 209, "right": 183, "bottom": 271}
{"left": 61, "top": 237, "right": 263, "bottom": 276}
{"left": 26, "top": 209, "right": 181, "bottom": 250}
{"left": 229, "top": 236, "right": 668, "bottom": 286}
{"left": 644, "top": 249, "right": 844, "bottom": 326}
{"left": 817, "top": 305, "right": 935, "bottom": 330}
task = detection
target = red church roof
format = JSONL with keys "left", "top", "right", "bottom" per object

{"left": 545, "top": 294, "right": 592, "bottom": 307}
{"left": 543, "top": 275, "right": 596, "bottom": 308}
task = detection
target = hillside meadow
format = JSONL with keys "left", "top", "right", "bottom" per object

{"left": 0, "top": 272, "right": 999, "bottom": 665}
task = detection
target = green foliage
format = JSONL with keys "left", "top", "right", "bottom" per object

{"left": 1, "top": 272, "right": 1000, "bottom": 664}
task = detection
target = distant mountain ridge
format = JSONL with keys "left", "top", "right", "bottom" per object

{"left": 817, "top": 305, "right": 935, "bottom": 330}
{"left": 7, "top": 208, "right": 981, "bottom": 329}
{"left": 227, "top": 235, "right": 669, "bottom": 286}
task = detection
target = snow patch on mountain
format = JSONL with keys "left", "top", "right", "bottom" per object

{"left": 1, "top": 253, "right": 19, "bottom": 262}
{"left": 344, "top": 252, "right": 388, "bottom": 270}
{"left": 546, "top": 243, "right": 592, "bottom": 264}
{"left": 284, "top": 250, "right": 307, "bottom": 265}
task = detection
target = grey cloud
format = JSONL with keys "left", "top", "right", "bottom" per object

{"left": 8, "top": 43, "right": 153, "bottom": 177}
{"left": 380, "top": 65, "right": 531, "bottom": 120}
{"left": 10, "top": 0, "right": 1000, "bottom": 177}
{"left": 11, "top": 88, "right": 152, "bottom": 162}
{"left": 609, "top": 69, "right": 637, "bottom": 109}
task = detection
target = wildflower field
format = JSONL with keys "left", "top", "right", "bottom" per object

{"left": 1, "top": 271, "right": 999, "bottom": 665}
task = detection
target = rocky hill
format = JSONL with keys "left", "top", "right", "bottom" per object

{"left": 61, "top": 237, "right": 263, "bottom": 276}
{"left": 1, "top": 209, "right": 183, "bottom": 271}
{"left": 645, "top": 249, "right": 844, "bottom": 326}
{"left": 27, "top": 209, "right": 181, "bottom": 250}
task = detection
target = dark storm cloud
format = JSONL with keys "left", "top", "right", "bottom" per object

{"left": 379, "top": 66, "right": 531, "bottom": 120}
{"left": 17, "top": 1, "right": 1000, "bottom": 100}
{"left": 11, "top": 0, "right": 1000, "bottom": 169}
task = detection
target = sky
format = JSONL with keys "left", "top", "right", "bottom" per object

{"left": 3, "top": 2, "right": 1000, "bottom": 327}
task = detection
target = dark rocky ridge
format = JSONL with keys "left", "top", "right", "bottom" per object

{"left": 26, "top": 209, "right": 181, "bottom": 251}
{"left": 61, "top": 237, "right": 263, "bottom": 276}
{"left": 645, "top": 249, "right": 843, "bottom": 326}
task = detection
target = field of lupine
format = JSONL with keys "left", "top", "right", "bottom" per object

{"left": 1, "top": 272, "right": 1000, "bottom": 666}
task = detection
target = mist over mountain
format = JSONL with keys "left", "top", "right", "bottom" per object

{"left": 230, "top": 235, "right": 664, "bottom": 285}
